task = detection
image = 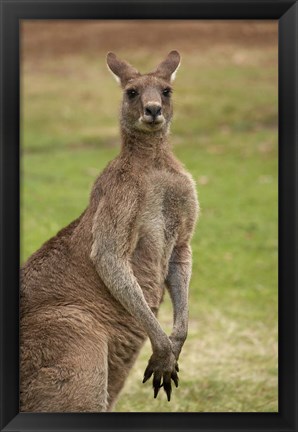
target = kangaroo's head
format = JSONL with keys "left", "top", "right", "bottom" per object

{"left": 106, "top": 51, "right": 180, "bottom": 135}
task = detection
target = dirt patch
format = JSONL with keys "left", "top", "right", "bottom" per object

{"left": 21, "top": 20, "right": 277, "bottom": 61}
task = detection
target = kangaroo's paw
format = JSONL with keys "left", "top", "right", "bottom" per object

{"left": 142, "top": 352, "right": 179, "bottom": 401}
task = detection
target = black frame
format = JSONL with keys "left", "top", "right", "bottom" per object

{"left": 0, "top": 1, "right": 297, "bottom": 431}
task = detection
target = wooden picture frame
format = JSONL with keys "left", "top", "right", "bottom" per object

{"left": 0, "top": 1, "right": 297, "bottom": 431}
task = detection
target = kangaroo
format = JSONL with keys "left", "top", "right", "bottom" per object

{"left": 20, "top": 51, "right": 199, "bottom": 412}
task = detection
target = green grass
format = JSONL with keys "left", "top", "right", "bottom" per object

{"left": 21, "top": 42, "right": 278, "bottom": 412}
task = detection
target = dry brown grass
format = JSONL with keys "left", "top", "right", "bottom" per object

{"left": 21, "top": 20, "right": 277, "bottom": 61}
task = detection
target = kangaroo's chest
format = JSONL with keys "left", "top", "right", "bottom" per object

{"left": 133, "top": 170, "right": 197, "bottom": 277}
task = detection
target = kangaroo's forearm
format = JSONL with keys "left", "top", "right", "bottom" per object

{"left": 167, "top": 262, "right": 190, "bottom": 345}
{"left": 166, "top": 245, "right": 192, "bottom": 358}
{"left": 91, "top": 251, "right": 170, "bottom": 353}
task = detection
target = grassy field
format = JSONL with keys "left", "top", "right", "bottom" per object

{"left": 21, "top": 21, "right": 278, "bottom": 412}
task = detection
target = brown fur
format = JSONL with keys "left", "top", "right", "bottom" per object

{"left": 20, "top": 51, "right": 199, "bottom": 412}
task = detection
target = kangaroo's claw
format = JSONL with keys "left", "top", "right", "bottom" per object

{"left": 171, "top": 369, "right": 179, "bottom": 388}
{"left": 153, "top": 372, "right": 162, "bottom": 398}
{"left": 163, "top": 372, "right": 172, "bottom": 401}
{"left": 142, "top": 364, "right": 153, "bottom": 383}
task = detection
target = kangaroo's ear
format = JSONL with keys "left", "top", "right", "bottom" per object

{"left": 106, "top": 52, "right": 140, "bottom": 87}
{"left": 154, "top": 50, "right": 181, "bottom": 82}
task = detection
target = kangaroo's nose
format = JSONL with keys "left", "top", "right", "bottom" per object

{"left": 144, "top": 104, "right": 162, "bottom": 119}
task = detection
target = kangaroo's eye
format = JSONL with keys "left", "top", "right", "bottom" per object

{"left": 126, "top": 89, "right": 138, "bottom": 99}
{"left": 162, "top": 88, "right": 172, "bottom": 97}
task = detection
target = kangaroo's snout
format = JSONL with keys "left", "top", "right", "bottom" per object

{"left": 144, "top": 104, "right": 162, "bottom": 119}
{"left": 142, "top": 103, "right": 164, "bottom": 128}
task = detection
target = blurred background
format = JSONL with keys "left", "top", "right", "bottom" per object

{"left": 21, "top": 20, "right": 278, "bottom": 412}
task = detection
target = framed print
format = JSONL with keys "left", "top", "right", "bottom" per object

{"left": 0, "top": 1, "right": 297, "bottom": 432}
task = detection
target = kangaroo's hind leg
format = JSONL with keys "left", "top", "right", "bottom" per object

{"left": 20, "top": 307, "right": 109, "bottom": 412}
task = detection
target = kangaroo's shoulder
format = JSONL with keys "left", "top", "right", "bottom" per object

{"left": 90, "top": 155, "right": 145, "bottom": 207}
